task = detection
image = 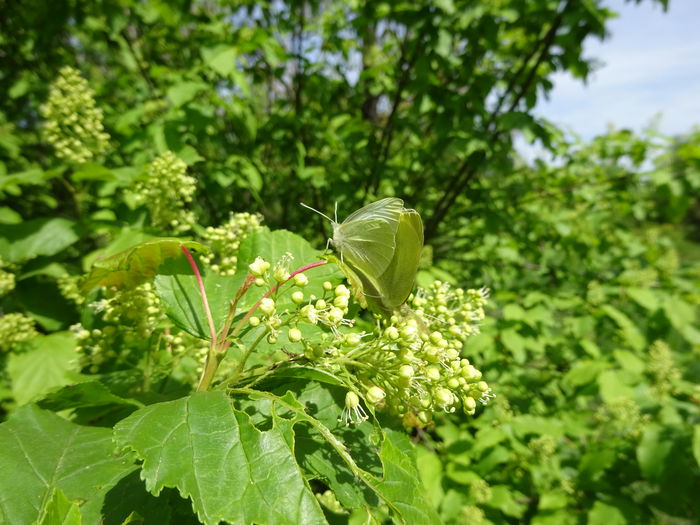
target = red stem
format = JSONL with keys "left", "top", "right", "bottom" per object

{"left": 226, "top": 259, "right": 329, "bottom": 347}
{"left": 180, "top": 245, "right": 217, "bottom": 346}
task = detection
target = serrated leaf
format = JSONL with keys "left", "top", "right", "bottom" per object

{"left": 0, "top": 405, "right": 135, "bottom": 525}
{"left": 236, "top": 385, "right": 442, "bottom": 524}
{"left": 38, "top": 488, "right": 82, "bottom": 525}
{"left": 82, "top": 238, "right": 209, "bottom": 292}
{"left": 113, "top": 391, "right": 326, "bottom": 525}
{"left": 0, "top": 218, "right": 79, "bottom": 263}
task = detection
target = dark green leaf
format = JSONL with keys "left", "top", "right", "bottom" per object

{"left": 0, "top": 405, "right": 135, "bottom": 524}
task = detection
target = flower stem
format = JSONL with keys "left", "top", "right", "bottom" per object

{"left": 181, "top": 245, "right": 217, "bottom": 346}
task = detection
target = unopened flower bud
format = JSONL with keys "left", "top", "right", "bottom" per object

{"left": 259, "top": 297, "right": 275, "bottom": 316}
{"left": 288, "top": 327, "right": 302, "bottom": 343}
{"left": 366, "top": 386, "right": 386, "bottom": 405}
{"left": 293, "top": 273, "right": 309, "bottom": 287}
{"left": 249, "top": 257, "right": 270, "bottom": 276}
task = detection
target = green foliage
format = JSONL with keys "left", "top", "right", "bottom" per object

{"left": 1, "top": 0, "right": 699, "bottom": 524}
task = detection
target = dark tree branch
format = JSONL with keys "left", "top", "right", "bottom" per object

{"left": 363, "top": 22, "right": 427, "bottom": 199}
{"left": 423, "top": 0, "right": 571, "bottom": 241}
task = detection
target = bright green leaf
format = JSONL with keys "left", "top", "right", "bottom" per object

{"left": 113, "top": 391, "right": 326, "bottom": 525}
{"left": 0, "top": 218, "right": 79, "bottom": 263}
{"left": 82, "top": 238, "right": 209, "bottom": 291}
{"left": 8, "top": 332, "right": 81, "bottom": 405}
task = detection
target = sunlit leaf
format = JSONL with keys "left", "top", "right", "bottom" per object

{"left": 81, "top": 238, "right": 209, "bottom": 291}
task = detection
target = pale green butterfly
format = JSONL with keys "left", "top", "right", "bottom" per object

{"left": 302, "top": 198, "right": 424, "bottom": 315}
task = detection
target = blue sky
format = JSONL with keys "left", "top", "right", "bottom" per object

{"left": 536, "top": 0, "right": 700, "bottom": 140}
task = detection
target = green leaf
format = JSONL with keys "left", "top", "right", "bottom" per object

{"left": 8, "top": 332, "right": 81, "bottom": 405}
{"left": 486, "top": 485, "right": 527, "bottom": 518}
{"left": 625, "top": 287, "right": 658, "bottom": 311}
{"left": 38, "top": 488, "right": 83, "bottom": 525}
{"left": 600, "top": 305, "right": 646, "bottom": 351}
{"left": 37, "top": 381, "right": 143, "bottom": 412}
{"left": 166, "top": 81, "right": 207, "bottom": 107}
{"left": 693, "top": 425, "right": 700, "bottom": 467}
{"left": 154, "top": 259, "right": 248, "bottom": 339}
{"left": 637, "top": 424, "right": 674, "bottom": 482}
{"left": 588, "top": 501, "right": 626, "bottom": 525}
{"left": 0, "top": 218, "right": 79, "bottom": 263}
{"left": 597, "top": 370, "right": 636, "bottom": 402}
{"left": 235, "top": 386, "right": 442, "bottom": 524}
{"left": 0, "top": 405, "right": 135, "bottom": 525}
{"left": 201, "top": 45, "right": 238, "bottom": 76}
{"left": 0, "top": 168, "right": 51, "bottom": 193}
{"left": 82, "top": 238, "right": 209, "bottom": 291}
{"left": 113, "top": 391, "right": 326, "bottom": 525}
{"left": 416, "top": 446, "right": 444, "bottom": 507}
{"left": 500, "top": 328, "right": 526, "bottom": 363}
{"left": 563, "top": 360, "right": 607, "bottom": 389}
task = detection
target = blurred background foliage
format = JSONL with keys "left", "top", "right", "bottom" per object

{"left": 1, "top": 0, "right": 699, "bottom": 523}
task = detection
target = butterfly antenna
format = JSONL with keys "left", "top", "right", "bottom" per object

{"left": 300, "top": 202, "right": 334, "bottom": 224}
{"left": 334, "top": 201, "right": 338, "bottom": 223}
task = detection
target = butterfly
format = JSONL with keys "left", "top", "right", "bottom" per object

{"left": 302, "top": 198, "right": 424, "bottom": 316}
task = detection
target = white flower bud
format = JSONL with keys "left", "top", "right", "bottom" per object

{"left": 366, "top": 386, "right": 386, "bottom": 405}
{"left": 293, "top": 273, "right": 309, "bottom": 287}
{"left": 249, "top": 257, "right": 270, "bottom": 276}
{"left": 259, "top": 297, "right": 275, "bottom": 316}
{"left": 334, "top": 284, "right": 350, "bottom": 297}
{"left": 288, "top": 327, "right": 302, "bottom": 343}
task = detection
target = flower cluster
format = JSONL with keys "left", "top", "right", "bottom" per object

{"left": 132, "top": 151, "right": 197, "bottom": 234}
{"left": 528, "top": 435, "right": 557, "bottom": 461}
{"left": 647, "top": 339, "right": 681, "bottom": 396}
{"left": 239, "top": 258, "right": 491, "bottom": 425}
{"left": 200, "top": 212, "right": 263, "bottom": 275}
{"left": 57, "top": 274, "right": 85, "bottom": 305}
{"left": 40, "top": 66, "right": 110, "bottom": 164}
{"left": 72, "top": 282, "right": 210, "bottom": 375}
{"left": 71, "top": 283, "right": 164, "bottom": 371}
{"left": 0, "top": 313, "right": 39, "bottom": 352}
{"left": 594, "top": 398, "right": 649, "bottom": 440}
{"left": 469, "top": 479, "right": 492, "bottom": 504}
{"left": 458, "top": 506, "right": 485, "bottom": 525}
{"left": 245, "top": 255, "right": 353, "bottom": 348}
{"left": 332, "top": 283, "right": 492, "bottom": 425}
{"left": 0, "top": 259, "right": 16, "bottom": 297}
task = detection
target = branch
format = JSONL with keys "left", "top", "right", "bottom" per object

{"left": 424, "top": 0, "right": 571, "bottom": 240}
{"left": 364, "top": 23, "right": 427, "bottom": 198}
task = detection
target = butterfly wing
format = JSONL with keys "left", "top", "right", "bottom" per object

{"left": 370, "top": 208, "right": 424, "bottom": 311}
{"left": 342, "top": 197, "right": 404, "bottom": 224}
{"left": 339, "top": 208, "right": 424, "bottom": 316}
{"left": 333, "top": 198, "right": 403, "bottom": 277}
